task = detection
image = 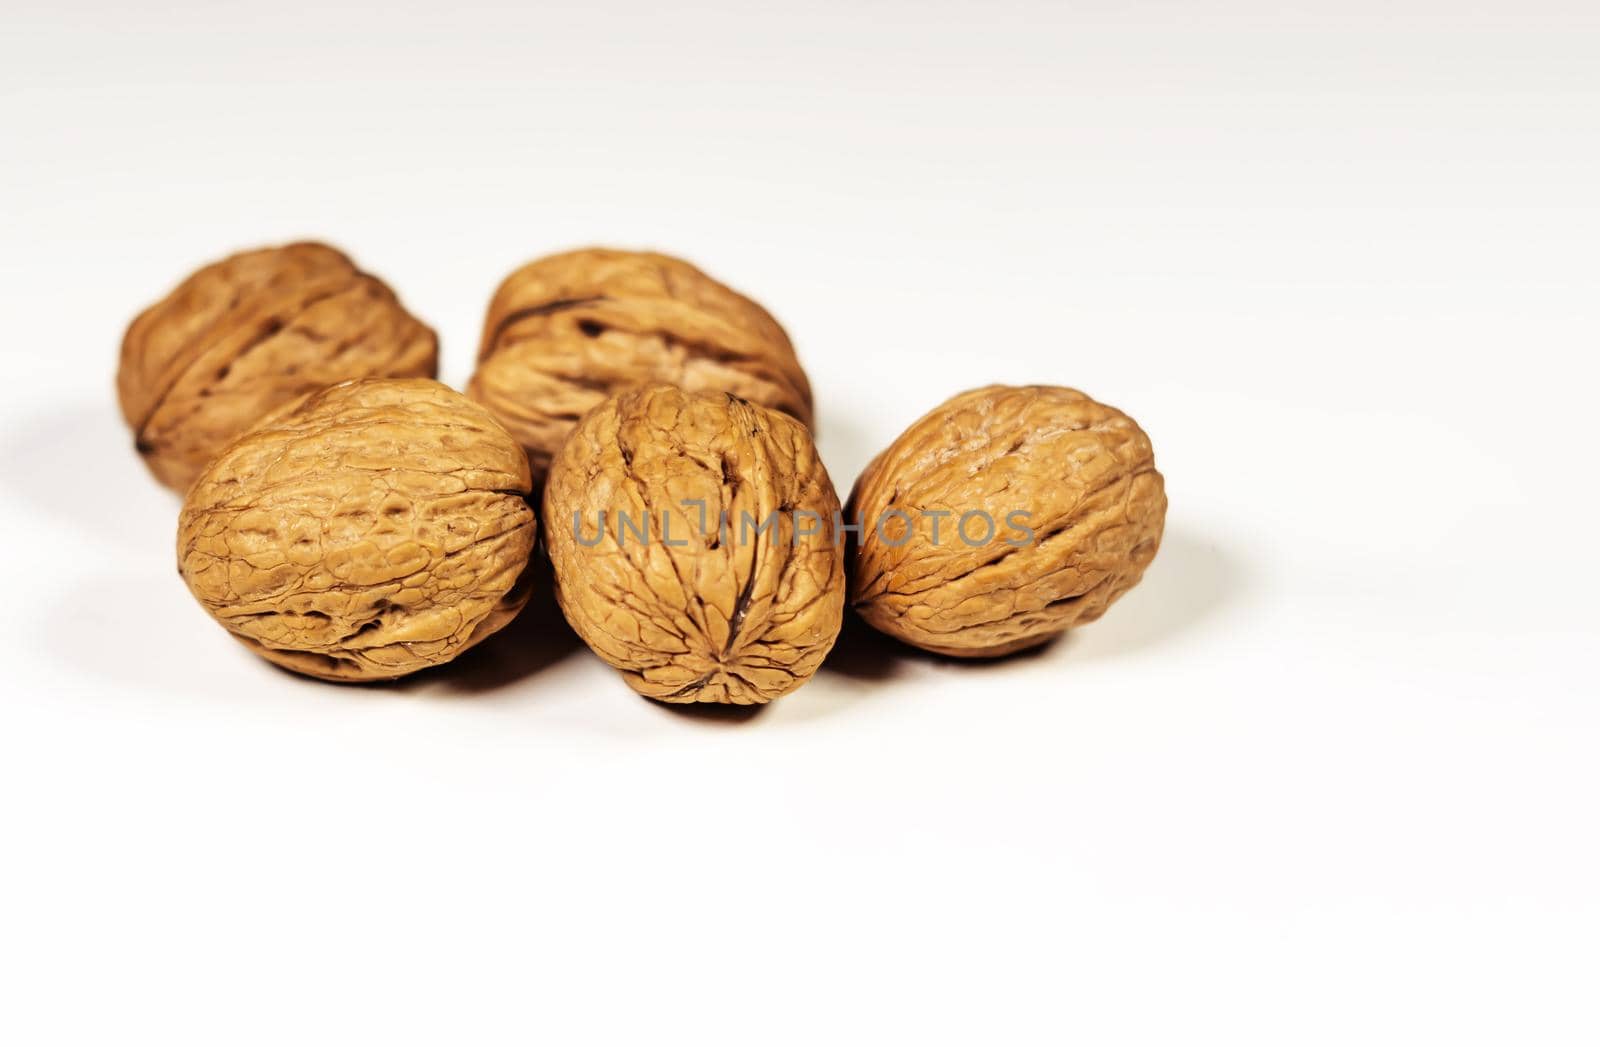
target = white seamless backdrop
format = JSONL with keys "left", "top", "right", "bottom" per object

{"left": 2, "top": 2, "right": 1597, "bottom": 1044}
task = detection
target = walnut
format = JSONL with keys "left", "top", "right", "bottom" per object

{"left": 543, "top": 385, "right": 843, "bottom": 704}
{"left": 177, "top": 378, "right": 537, "bottom": 682}
{"left": 467, "top": 248, "right": 813, "bottom": 477}
{"left": 846, "top": 385, "right": 1165, "bottom": 657}
{"left": 119, "top": 242, "right": 438, "bottom": 492}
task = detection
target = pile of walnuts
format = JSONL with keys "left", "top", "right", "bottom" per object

{"left": 121, "top": 241, "right": 1166, "bottom": 704}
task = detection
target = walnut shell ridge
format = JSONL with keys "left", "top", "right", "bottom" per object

{"left": 847, "top": 385, "right": 1165, "bottom": 657}
{"left": 468, "top": 248, "right": 813, "bottom": 477}
{"left": 543, "top": 385, "right": 844, "bottom": 704}
{"left": 119, "top": 241, "right": 438, "bottom": 492}
{"left": 177, "top": 378, "right": 537, "bottom": 682}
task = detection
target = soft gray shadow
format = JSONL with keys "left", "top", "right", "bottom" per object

{"left": 819, "top": 527, "right": 1243, "bottom": 678}
{"left": 39, "top": 559, "right": 585, "bottom": 702}
{"left": 395, "top": 555, "right": 585, "bottom": 698}
{"left": 816, "top": 614, "right": 911, "bottom": 682}
{"left": 1070, "top": 529, "right": 1245, "bottom": 662}
{"left": 820, "top": 611, "right": 1062, "bottom": 683}
{"left": 648, "top": 609, "right": 930, "bottom": 725}
{"left": 647, "top": 698, "right": 767, "bottom": 725}
{"left": 2, "top": 401, "right": 173, "bottom": 552}
{"left": 2, "top": 398, "right": 586, "bottom": 699}
{"left": 35, "top": 570, "right": 282, "bottom": 700}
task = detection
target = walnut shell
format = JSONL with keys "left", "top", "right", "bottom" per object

{"left": 846, "top": 385, "right": 1165, "bottom": 657}
{"left": 543, "top": 385, "right": 844, "bottom": 704}
{"left": 468, "top": 248, "right": 813, "bottom": 477}
{"left": 119, "top": 242, "right": 438, "bottom": 492}
{"left": 177, "top": 378, "right": 537, "bottom": 682}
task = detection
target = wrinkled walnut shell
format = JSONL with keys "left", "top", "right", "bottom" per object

{"left": 119, "top": 242, "right": 438, "bottom": 492}
{"left": 177, "top": 378, "right": 537, "bottom": 682}
{"left": 543, "top": 385, "right": 844, "bottom": 704}
{"left": 847, "top": 385, "right": 1165, "bottom": 657}
{"left": 468, "top": 248, "right": 813, "bottom": 477}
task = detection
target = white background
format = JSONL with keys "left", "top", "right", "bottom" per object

{"left": 3, "top": 1, "right": 1597, "bottom": 1043}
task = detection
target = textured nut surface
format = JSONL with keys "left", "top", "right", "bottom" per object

{"left": 468, "top": 248, "right": 813, "bottom": 477}
{"left": 178, "top": 378, "right": 537, "bottom": 682}
{"left": 847, "top": 385, "right": 1165, "bottom": 657}
{"left": 119, "top": 242, "right": 438, "bottom": 492}
{"left": 544, "top": 386, "right": 843, "bottom": 704}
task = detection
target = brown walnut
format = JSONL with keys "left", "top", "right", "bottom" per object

{"left": 847, "top": 385, "right": 1165, "bottom": 657}
{"left": 119, "top": 241, "right": 438, "bottom": 492}
{"left": 543, "top": 385, "right": 843, "bottom": 704}
{"left": 468, "top": 248, "right": 813, "bottom": 477}
{"left": 177, "top": 378, "right": 537, "bottom": 682}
